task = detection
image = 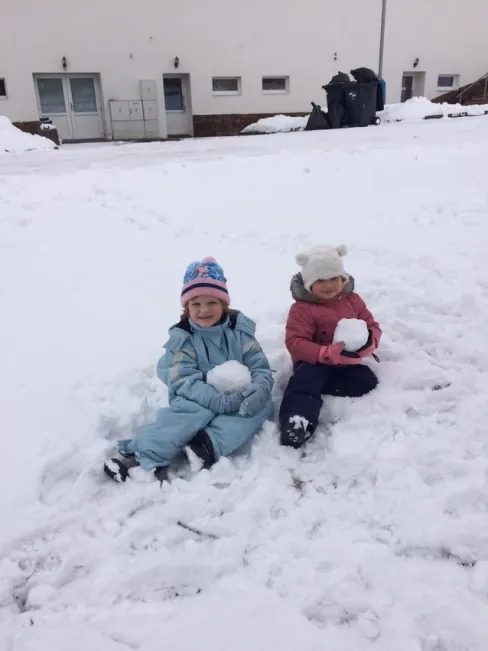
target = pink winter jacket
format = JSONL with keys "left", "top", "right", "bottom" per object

{"left": 285, "top": 274, "right": 382, "bottom": 365}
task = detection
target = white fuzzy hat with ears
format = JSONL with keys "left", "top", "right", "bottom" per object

{"left": 296, "top": 245, "right": 349, "bottom": 291}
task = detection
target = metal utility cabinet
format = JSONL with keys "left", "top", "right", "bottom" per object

{"left": 109, "top": 80, "right": 160, "bottom": 140}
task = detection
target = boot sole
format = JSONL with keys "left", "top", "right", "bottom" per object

{"left": 104, "top": 458, "right": 130, "bottom": 483}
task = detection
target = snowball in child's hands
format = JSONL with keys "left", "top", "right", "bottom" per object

{"left": 333, "top": 318, "right": 369, "bottom": 352}
{"left": 206, "top": 361, "right": 252, "bottom": 394}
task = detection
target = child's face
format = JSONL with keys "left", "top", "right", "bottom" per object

{"left": 310, "top": 276, "right": 345, "bottom": 300}
{"left": 187, "top": 295, "right": 224, "bottom": 327}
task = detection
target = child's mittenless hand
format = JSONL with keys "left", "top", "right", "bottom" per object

{"left": 210, "top": 391, "right": 244, "bottom": 415}
{"left": 239, "top": 384, "right": 268, "bottom": 417}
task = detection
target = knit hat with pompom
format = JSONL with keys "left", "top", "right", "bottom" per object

{"left": 295, "top": 245, "right": 349, "bottom": 291}
{"left": 181, "top": 257, "right": 230, "bottom": 306}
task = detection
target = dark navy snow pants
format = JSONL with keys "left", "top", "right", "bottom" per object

{"left": 279, "top": 362, "right": 378, "bottom": 433}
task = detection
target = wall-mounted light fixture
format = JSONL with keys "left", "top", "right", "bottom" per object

{"left": 62, "top": 56, "right": 68, "bottom": 70}
{"left": 413, "top": 57, "right": 419, "bottom": 68}
{"left": 174, "top": 56, "right": 180, "bottom": 69}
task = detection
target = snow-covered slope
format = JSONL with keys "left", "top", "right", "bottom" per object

{"left": 1, "top": 118, "right": 488, "bottom": 651}
{"left": 382, "top": 96, "right": 488, "bottom": 122}
{"left": 0, "top": 116, "right": 57, "bottom": 154}
{"left": 242, "top": 114, "right": 308, "bottom": 134}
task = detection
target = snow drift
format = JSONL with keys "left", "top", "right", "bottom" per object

{"left": 242, "top": 114, "right": 308, "bottom": 134}
{"left": 241, "top": 97, "right": 488, "bottom": 134}
{"left": 382, "top": 96, "right": 488, "bottom": 122}
{"left": 0, "top": 116, "right": 57, "bottom": 154}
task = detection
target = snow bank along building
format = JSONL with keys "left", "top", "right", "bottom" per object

{"left": 1, "top": 0, "right": 487, "bottom": 141}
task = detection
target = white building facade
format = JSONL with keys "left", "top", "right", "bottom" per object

{"left": 1, "top": 0, "right": 487, "bottom": 140}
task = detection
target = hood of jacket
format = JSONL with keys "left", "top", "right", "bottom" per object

{"left": 290, "top": 273, "right": 355, "bottom": 304}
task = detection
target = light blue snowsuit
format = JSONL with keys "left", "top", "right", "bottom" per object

{"left": 119, "top": 311, "right": 274, "bottom": 470}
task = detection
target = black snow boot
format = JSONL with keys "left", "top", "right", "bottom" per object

{"left": 154, "top": 466, "right": 169, "bottom": 484}
{"left": 280, "top": 416, "right": 314, "bottom": 449}
{"left": 188, "top": 430, "right": 216, "bottom": 469}
{"left": 103, "top": 455, "right": 140, "bottom": 483}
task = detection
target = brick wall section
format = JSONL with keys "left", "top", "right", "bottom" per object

{"left": 13, "top": 121, "right": 60, "bottom": 146}
{"left": 193, "top": 112, "right": 308, "bottom": 137}
{"left": 433, "top": 77, "right": 488, "bottom": 105}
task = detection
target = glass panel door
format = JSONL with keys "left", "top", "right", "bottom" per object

{"left": 163, "top": 77, "right": 183, "bottom": 111}
{"left": 37, "top": 78, "right": 67, "bottom": 114}
{"left": 69, "top": 78, "right": 97, "bottom": 113}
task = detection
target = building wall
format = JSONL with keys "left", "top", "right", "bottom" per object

{"left": 1, "top": 0, "right": 487, "bottom": 138}
{"left": 1, "top": 0, "right": 381, "bottom": 137}
{"left": 382, "top": 0, "right": 488, "bottom": 102}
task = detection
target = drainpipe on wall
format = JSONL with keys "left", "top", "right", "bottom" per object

{"left": 378, "top": 0, "right": 387, "bottom": 78}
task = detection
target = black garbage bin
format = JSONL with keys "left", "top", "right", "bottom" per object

{"left": 344, "top": 82, "right": 378, "bottom": 127}
{"left": 322, "top": 83, "right": 348, "bottom": 129}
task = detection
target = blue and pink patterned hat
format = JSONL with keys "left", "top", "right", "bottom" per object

{"left": 181, "top": 257, "right": 230, "bottom": 306}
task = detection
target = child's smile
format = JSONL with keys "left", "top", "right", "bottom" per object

{"left": 310, "top": 277, "right": 345, "bottom": 301}
{"left": 188, "top": 295, "right": 224, "bottom": 327}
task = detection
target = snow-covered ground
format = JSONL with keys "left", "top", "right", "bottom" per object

{"left": 0, "top": 116, "right": 57, "bottom": 154}
{"left": 242, "top": 114, "right": 308, "bottom": 134}
{"left": 383, "top": 96, "right": 488, "bottom": 123}
{"left": 242, "top": 97, "right": 488, "bottom": 133}
{"left": 1, "top": 117, "right": 488, "bottom": 651}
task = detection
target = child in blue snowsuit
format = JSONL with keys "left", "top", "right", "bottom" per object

{"left": 104, "top": 257, "right": 274, "bottom": 483}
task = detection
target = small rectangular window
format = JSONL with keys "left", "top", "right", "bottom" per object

{"left": 437, "top": 75, "right": 458, "bottom": 89}
{"left": 0, "top": 78, "right": 7, "bottom": 98}
{"left": 212, "top": 77, "right": 241, "bottom": 95}
{"left": 262, "top": 76, "right": 289, "bottom": 93}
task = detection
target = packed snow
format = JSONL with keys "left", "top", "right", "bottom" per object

{"left": 242, "top": 114, "right": 308, "bottom": 134}
{"left": 1, "top": 116, "right": 488, "bottom": 651}
{"left": 242, "top": 97, "right": 488, "bottom": 134}
{"left": 206, "top": 360, "right": 252, "bottom": 393}
{"left": 333, "top": 318, "right": 369, "bottom": 352}
{"left": 382, "top": 96, "right": 488, "bottom": 122}
{"left": 0, "top": 115, "right": 57, "bottom": 154}
{"left": 289, "top": 415, "right": 310, "bottom": 431}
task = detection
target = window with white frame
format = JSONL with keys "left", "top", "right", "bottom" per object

{"left": 0, "top": 78, "right": 7, "bottom": 98}
{"left": 212, "top": 77, "right": 241, "bottom": 94}
{"left": 437, "top": 74, "right": 459, "bottom": 90}
{"left": 262, "top": 76, "right": 289, "bottom": 93}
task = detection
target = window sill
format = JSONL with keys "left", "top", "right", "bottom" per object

{"left": 212, "top": 91, "right": 241, "bottom": 96}
{"left": 0, "top": 97, "right": 7, "bottom": 100}
{"left": 262, "top": 90, "right": 289, "bottom": 95}
{"left": 437, "top": 87, "right": 456, "bottom": 92}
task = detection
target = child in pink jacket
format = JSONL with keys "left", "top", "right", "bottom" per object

{"left": 280, "top": 245, "right": 382, "bottom": 448}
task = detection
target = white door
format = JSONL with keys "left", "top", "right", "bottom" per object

{"left": 400, "top": 72, "right": 426, "bottom": 103}
{"left": 163, "top": 75, "right": 193, "bottom": 136}
{"left": 35, "top": 75, "right": 104, "bottom": 141}
{"left": 67, "top": 77, "right": 104, "bottom": 140}
{"left": 36, "top": 77, "right": 72, "bottom": 141}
